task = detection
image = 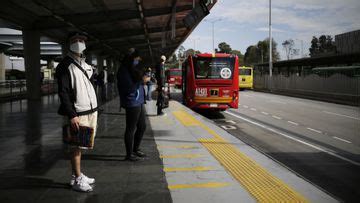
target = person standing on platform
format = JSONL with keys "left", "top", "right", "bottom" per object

{"left": 118, "top": 48, "right": 149, "bottom": 161}
{"left": 144, "top": 67, "right": 155, "bottom": 101}
{"left": 55, "top": 32, "right": 98, "bottom": 192}
{"left": 155, "top": 55, "right": 166, "bottom": 116}
{"left": 98, "top": 67, "right": 108, "bottom": 103}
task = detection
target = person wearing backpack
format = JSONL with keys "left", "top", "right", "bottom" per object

{"left": 55, "top": 32, "right": 98, "bottom": 192}
{"left": 117, "top": 48, "right": 148, "bottom": 161}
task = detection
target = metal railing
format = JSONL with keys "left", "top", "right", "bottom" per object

{"left": 0, "top": 80, "right": 58, "bottom": 102}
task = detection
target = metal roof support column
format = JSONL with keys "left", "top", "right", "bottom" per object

{"left": 23, "top": 29, "right": 41, "bottom": 101}
{"left": 96, "top": 55, "right": 104, "bottom": 71}
{"left": 0, "top": 53, "right": 6, "bottom": 81}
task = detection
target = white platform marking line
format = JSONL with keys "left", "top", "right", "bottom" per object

{"left": 287, "top": 121, "right": 299, "bottom": 126}
{"left": 272, "top": 115, "right": 282, "bottom": 120}
{"left": 306, "top": 127, "right": 322, "bottom": 134}
{"left": 323, "top": 111, "right": 360, "bottom": 120}
{"left": 225, "top": 110, "right": 360, "bottom": 166}
{"left": 333, "top": 136, "right": 352, "bottom": 144}
{"left": 261, "top": 111, "right": 269, "bottom": 115}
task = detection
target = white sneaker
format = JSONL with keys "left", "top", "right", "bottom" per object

{"left": 72, "top": 176, "right": 93, "bottom": 192}
{"left": 70, "top": 173, "right": 95, "bottom": 186}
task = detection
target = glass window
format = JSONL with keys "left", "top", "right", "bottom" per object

{"left": 239, "top": 69, "right": 252, "bottom": 76}
{"left": 193, "top": 57, "right": 235, "bottom": 79}
{"left": 170, "top": 70, "right": 182, "bottom": 76}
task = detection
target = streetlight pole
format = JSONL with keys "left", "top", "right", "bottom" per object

{"left": 193, "top": 37, "right": 200, "bottom": 51}
{"left": 296, "top": 39, "right": 304, "bottom": 58}
{"left": 269, "top": 0, "right": 272, "bottom": 78}
{"left": 205, "top": 18, "right": 222, "bottom": 53}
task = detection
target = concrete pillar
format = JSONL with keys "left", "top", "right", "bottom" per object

{"left": 97, "top": 55, "right": 104, "bottom": 71}
{"left": 85, "top": 53, "right": 93, "bottom": 65}
{"left": 0, "top": 53, "right": 6, "bottom": 81}
{"left": 23, "top": 30, "right": 41, "bottom": 100}
{"left": 61, "top": 43, "right": 68, "bottom": 58}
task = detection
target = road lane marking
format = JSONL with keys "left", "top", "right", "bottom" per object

{"left": 225, "top": 120, "right": 236, "bottom": 124}
{"left": 333, "top": 136, "right": 352, "bottom": 144}
{"left": 164, "top": 166, "right": 214, "bottom": 172}
{"left": 243, "top": 105, "right": 249, "bottom": 108}
{"left": 322, "top": 111, "right": 360, "bottom": 120}
{"left": 306, "top": 128, "right": 322, "bottom": 134}
{"left": 168, "top": 182, "right": 230, "bottom": 190}
{"left": 261, "top": 111, "right": 269, "bottom": 115}
{"left": 272, "top": 115, "right": 282, "bottom": 120}
{"left": 225, "top": 110, "right": 360, "bottom": 166}
{"left": 250, "top": 108, "right": 257, "bottom": 111}
{"left": 221, "top": 125, "right": 237, "bottom": 130}
{"left": 287, "top": 121, "right": 299, "bottom": 126}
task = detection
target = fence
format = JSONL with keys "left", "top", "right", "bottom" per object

{"left": 254, "top": 74, "right": 360, "bottom": 106}
{"left": 0, "top": 80, "right": 58, "bottom": 102}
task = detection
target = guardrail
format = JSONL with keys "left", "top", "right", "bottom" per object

{"left": 0, "top": 80, "right": 58, "bottom": 102}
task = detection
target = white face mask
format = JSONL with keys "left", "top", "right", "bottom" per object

{"left": 70, "top": 42, "right": 86, "bottom": 54}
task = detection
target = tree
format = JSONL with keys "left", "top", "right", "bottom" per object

{"left": 217, "top": 42, "right": 232, "bottom": 53}
{"left": 244, "top": 38, "right": 280, "bottom": 65}
{"left": 309, "top": 36, "right": 319, "bottom": 57}
{"left": 282, "top": 39, "right": 299, "bottom": 60}
{"left": 230, "top": 50, "right": 244, "bottom": 65}
{"left": 184, "top": 48, "right": 200, "bottom": 57}
{"left": 309, "top": 35, "right": 336, "bottom": 57}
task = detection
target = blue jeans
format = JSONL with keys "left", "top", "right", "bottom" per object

{"left": 146, "top": 84, "right": 152, "bottom": 100}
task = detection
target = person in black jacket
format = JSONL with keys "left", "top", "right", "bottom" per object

{"left": 117, "top": 48, "right": 149, "bottom": 161}
{"left": 55, "top": 32, "right": 97, "bottom": 192}
{"left": 155, "top": 55, "right": 166, "bottom": 115}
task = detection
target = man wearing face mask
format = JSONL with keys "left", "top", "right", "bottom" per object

{"left": 55, "top": 32, "right": 98, "bottom": 192}
{"left": 118, "top": 48, "right": 148, "bottom": 161}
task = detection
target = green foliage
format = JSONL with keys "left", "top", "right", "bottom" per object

{"left": 282, "top": 39, "right": 299, "bottom": 60}
{"left": 217, "top": 42, "right": 232, "bottom": 53}
{"left": 244, "top": 38, "right": 280, "bottom": 65}
{"left": 309, "top": 35, "right": 336, "bottom": 57}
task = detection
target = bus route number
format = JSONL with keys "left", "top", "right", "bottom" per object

{"left": 195, "top": 88, "right": 207, "bottom": 97}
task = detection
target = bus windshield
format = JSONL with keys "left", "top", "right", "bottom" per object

{"left": 194, "top": 57, "right": 235, "bottom": 79}
{"left": 169, "top": 70, "right": 182, "bottom": 76}
{"left": 239, "top": 69, "right": 252, "bottom": 76}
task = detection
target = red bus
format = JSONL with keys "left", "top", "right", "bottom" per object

{"left": 166, "top": 68, "right": 182, "bottom": 88}
{"left": 182, "top": 53, "right": 239, "bottom": 111}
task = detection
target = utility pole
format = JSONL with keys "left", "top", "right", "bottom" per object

{"left": 269, "top": 0, "right": 272, "bottom": 78}
{"left": 205, "top": 18, "right": 222, "bottom": 53}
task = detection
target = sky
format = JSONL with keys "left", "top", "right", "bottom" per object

{"left": 180, "top": 0, "right": 360, "bottom": 60}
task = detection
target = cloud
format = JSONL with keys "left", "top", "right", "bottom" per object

{"left": 256, "top": 27, "right": 286, "bottom": 33}
{"left": 212, "top": 0, "right": 360, "bottom": 36}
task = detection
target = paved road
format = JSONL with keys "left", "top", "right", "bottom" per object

{"left": 200, "top": 91, "right": 360, "bottom": 202}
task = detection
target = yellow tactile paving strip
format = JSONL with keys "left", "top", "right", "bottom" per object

{"left": 173, "top": 110, "right": 308, "bottom": 203}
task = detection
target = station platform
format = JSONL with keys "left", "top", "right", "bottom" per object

{"left": 0, "top": 96, "right": 338, "bottom": 202}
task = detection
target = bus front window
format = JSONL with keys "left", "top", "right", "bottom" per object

{"left": 239, "top": 69, "right": 252, "bottom": 76}
{"left": 194, "top": 57, "right": 235, "bottom": 79}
